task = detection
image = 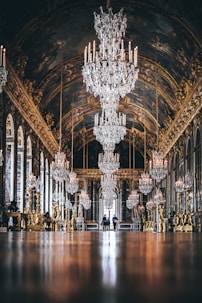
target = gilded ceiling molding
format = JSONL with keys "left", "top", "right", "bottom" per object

{"left": 5, "top": 61, "right": 59, "bottom": 157}
{"left": 159, "top": 78, "right": 202, "bottom": 157}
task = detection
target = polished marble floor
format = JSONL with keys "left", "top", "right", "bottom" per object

{"left": 0, "top": 230, "right": 202, "bottom": 303}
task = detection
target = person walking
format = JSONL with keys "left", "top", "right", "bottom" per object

{"left": 112, "top": 215, "right": 118, "bottom": 231}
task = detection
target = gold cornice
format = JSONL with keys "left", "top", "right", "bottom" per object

{"left": 159, "top": 77, "right": 202, "bottom": 157}
{"left": 4, "top": 61, "right": 59, "bottom": 157}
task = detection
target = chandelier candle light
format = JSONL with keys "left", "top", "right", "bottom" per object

{"left": 0, "top": 45, "right": 8, "bottom": 93}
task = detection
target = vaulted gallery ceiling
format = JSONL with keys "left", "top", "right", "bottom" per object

{"left": 0, "top": 0, "right": 201, "bottom": 168}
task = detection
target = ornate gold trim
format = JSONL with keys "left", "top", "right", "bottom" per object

{"left": 5, "top": 61, "right": 59, "bottom": 157}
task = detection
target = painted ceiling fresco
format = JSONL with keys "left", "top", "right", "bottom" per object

{"left": 0, "top": 0, "right": 201, "bottom": 167}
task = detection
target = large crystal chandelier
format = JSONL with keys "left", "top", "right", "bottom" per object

{"left": 101, "top": 173, "right": 117, "bottom": 193}
{"left": 98, "top": 150, "right": 120, "bottom": 175}
{"left": 52, "top": 66, "right": 69, "bottom": 182}
{"left": 0, "top": 45, "right": 8, "bottom": 93}
{"left": 82, "top": 7, "right": 139, "bottom": 110}
{"left": 94, "top": 108, "right": 126, "bottom": 151}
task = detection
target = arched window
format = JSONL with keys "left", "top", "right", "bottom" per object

{"left": 17, "top": 126, "right": 24, "bottom": 212}
{"left": 195, "top": 129, "right": 201, "bottom": 209}
{"left": 26, "top": 136, "right": 32, "bottom": 177}
{"left": 5, "top": 114, "right": 15, "bottom": 204}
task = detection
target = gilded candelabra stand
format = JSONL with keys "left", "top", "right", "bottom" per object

{"left": 27, "top": 189, "right": 44, "bottom": 231}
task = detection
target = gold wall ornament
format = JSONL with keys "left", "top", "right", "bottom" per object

{"left": 158, "top": 79, "right": 202, "bottom": 157}
{"left": 4, "top": 60, "right": 59, "bottom": 157}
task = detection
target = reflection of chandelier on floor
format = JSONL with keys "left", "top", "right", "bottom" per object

{"left": 52, "top": 66, "right": 69, "bottom": 182}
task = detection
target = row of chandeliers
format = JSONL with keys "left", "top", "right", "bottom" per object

{"left": 82, "top": 6, "right": 168, "bottom": 211}
{"left": 82, "top": 5, "right": 139, "bottom": 209}
{"left": 51, "top": 67, "right": 91, "bottom": 211}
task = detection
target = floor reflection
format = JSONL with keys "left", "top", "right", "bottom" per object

{"left": 0, "top": 231, "right": 202, "bottom": 303}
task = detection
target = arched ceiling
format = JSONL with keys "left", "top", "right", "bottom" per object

{"left": 1, "top": 0, "right": 202, "bottom": 168}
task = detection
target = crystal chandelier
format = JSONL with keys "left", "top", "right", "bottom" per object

{"left": 98, "top": 150, "right": 120, "bottom": 175}
{"left": 175, "top": 177, "right": 184, "bottom": 193}
{"left": 66, "top": 171, "right": 79, "bottom": 195}
{"left": 52, "top": 66, "right": 69, "bottom": 182}
{"left": 80, "top": 189, "right": 91, "bottom": 210}
{"left": 82, "top": 7, "right": 139, "bottom": 110}
{"left": 0, "top": 45, "right": 8, "bottom": 93}
{"left": 149, "top": 150, "right": 168, "bottom": 182}
{"left": 126, "top": 189, "right": 139, "bottom": 209}
{"left": 139, "top": 171, "right": 153, "bottom": 195}
{"left": 52, "top": 151, "right": 69, "bottom": 182}
{"left": 94, "top": 108, "right": 126, "bottom": 151}
{"left": 153, "top": 187, "right": 164, "bottom": 205}
{"left": 101, "top": 173, "right": 117, "bottom": 193}
{"left": 0, "top": 149, "right": 3, "bottom": 166}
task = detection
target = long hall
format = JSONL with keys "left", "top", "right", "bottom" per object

{"left": 0, "top": 230, "right": 202, "bottom": 303}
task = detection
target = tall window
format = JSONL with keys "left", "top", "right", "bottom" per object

{"left": 26, "top": 136, "right": 32, "bottom": 177}
{"left": 195, "top": 129, "right": 201, "bottom": 209}
{"left": 17, "top": 126, "right": 24, "bottom": 212}
{"left": 5, "top": 114, "right": 15, "bottom": 204}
